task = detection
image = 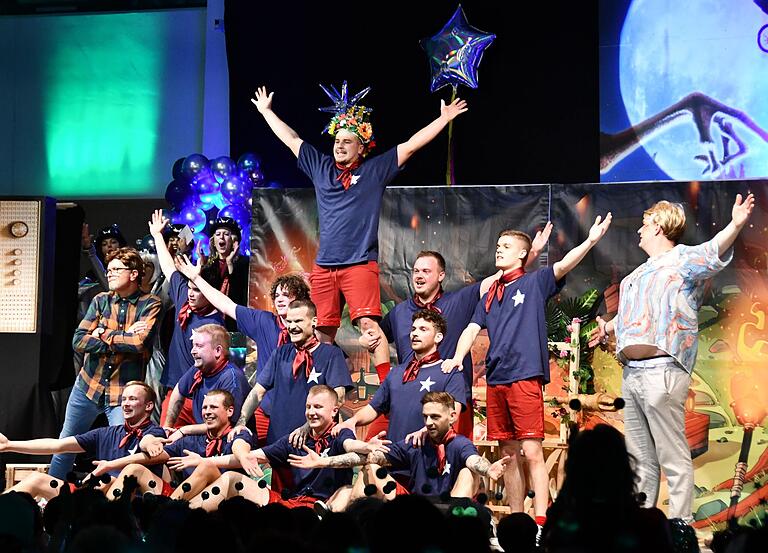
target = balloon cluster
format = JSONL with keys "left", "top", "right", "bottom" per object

{"left": 164, "top": 153, "right": 273, "bottom": 256}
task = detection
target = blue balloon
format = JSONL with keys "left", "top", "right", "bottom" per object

{"left": 181, "top": 153, "right": 210, "bottom": 180}
{"left": 237, "top": 152, "right": 261, "bottom": 172}
{"left": 239, "top": 167, "right": 265, "bottom": 189}
{"left": 219, "top": 204, "right": 251, "bottom": 229}
{"left": 135, "top": 234, "right": 157, "bottom": 254}
{"left": 179, "top": 206, "right": 207, "bottom": 233}
{"left": 165, "top": 179, "right": 194, "bottom": 211}
{"left": 171, "top": 157, "right": 185, "bottom": 179}
{"left": 211, "top": 156, "right": 237, "bottom": 183}
{"left": 420, "top": 5, "right": 496, "bottom": 92}
{"left": 192, "top": 173, "right": 219, "bottom": 195}
{"left": 221, "top": 176, "right": 248, "bottom": 205}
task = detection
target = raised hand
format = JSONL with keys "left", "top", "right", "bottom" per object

{"left": 251, "top": 86, "right": 274, "bottom": 114}
{"left": 587, "top": 212, "right": 612, "bottom": 244}
{"left": 531, "top": 222, "right": 553, "bottom": 254}
{"left": 732, "top": 193, "right": 755, "bottom": 228}
{"left": 226, "top": 240, "right": 240, "bottom": 267}
{"left": 81, "top": 223, "right": 93, "bottom": 249}
{"left": 148, "top": 209, "right": 169, "bottom": 236}
{"left": 175, "top": 254, "right": 202, "bottom": 281}
{"left": 441, "top": 98, "right": 468, "bottom": 122}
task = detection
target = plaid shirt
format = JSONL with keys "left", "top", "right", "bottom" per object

{"left": 72, "top": 289, "right": 162, "bottom": 406}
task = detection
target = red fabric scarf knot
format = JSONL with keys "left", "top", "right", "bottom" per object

{"left": 205, "top": 423, "right": 233, "bottom": 457}
{"left": 277, "top": 317, "right": 290, "bottom": 347}
{"left": 292, "top": 336, "right": 320, "bottom": 380}
{"left": 413, "top": 287, "right": 444, "bottom": 313}
{"left": 484, "top": 268, "right": 526, "bottom": 313}
{"left": 118, "top": 418, "right": 152, "bottom": 449}
{"left": 402, "top": 350, "right": 442, "bottom": 384}
{"left": 335, "top": 159, "right": 362, "bottom": 190}
{"left": 189, "top": 355, "right": 229, "bottom": 395}
{"left": 312, "top": 422, "right": 336, "bottom": 455}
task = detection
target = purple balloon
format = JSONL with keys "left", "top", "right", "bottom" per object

{"left": 192, "top": 174, "right": 219, "bottom": 196}
{"left": 221, "top": 176, "right": 248, "bottom": 205}
{"left": 237, "top": 152, "right": 261, "bottom": 172}
{"left": 212, "top": 156, "right": 237, "bottom": 182}
{"left": 179, "top": 206, "right": 207, "bottom": 233}
{"left": 165, "top": 179, "right": 194, "bottom": 210}
{"left": 181, "top": 153, "right": 210, "bottom": 180}
{"left": 239, "top": 168, "right": 265, "bottom": 188}
{"left": 219, "top": 204, "right": 251, "bottom": 228}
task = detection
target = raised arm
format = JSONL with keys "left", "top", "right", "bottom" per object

{"left": 715, "top": 193, "right": 755, "bottom": 257}
{"left": 553, "top": 213, "right": 612, "bottom": 281}
{"left": 82, "top": 223, "right": 109, "bottom": 289}
{"left": 442, "top": 323, "right": 482, "bottom": 373}
{"left": 0, "top": 433, "right": 84, "bottom": 455}
{"left": 148, "top": 209, "right": 177, "bottom": 279}
{"left": 176, "top": 255, "right": 238, "bottom": 319}
{"left": 237, "top": 383, "right": 267, "bottom": 427}
{"left": 396, "top": 98, "right": 468, "bottom": 167}
{"left": 251, "top": 86, "right": 303, "bottom": 158}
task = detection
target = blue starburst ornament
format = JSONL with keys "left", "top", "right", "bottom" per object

{"left": 318, "top": 81, "right": 376, "bottom": 147}
{"left": 420, "top": 5, "right": 496, "bottom": 93}
{"left": 318, "top": 81, "right": 372, "bottom": 115}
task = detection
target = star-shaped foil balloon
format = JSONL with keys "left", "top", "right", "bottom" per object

{"left": 420, "top": 5, "right": 496, "bottom": 92}
{"left": 318, "top": 81, "right": 372, "bottom": 115}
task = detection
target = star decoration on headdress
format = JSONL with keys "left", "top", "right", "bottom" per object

{"left": 420, "top": 5, "right": 496, "bottom": 93}
{"left": 318, "top": 81, "right": 372, "bottom": 116}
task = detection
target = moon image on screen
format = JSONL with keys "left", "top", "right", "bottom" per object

{"left": 619, "top": 0, "right": 768, "bottom": 180}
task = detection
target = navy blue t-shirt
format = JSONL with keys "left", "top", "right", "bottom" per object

{"left": 163, "top": 429, "right": 252, "bottom": 479}
{"left": 380, "top": 282, "right": 481, "bottom": 397}
{"left": 385, "top": 435, "right": 478, "bottom": 496}
{"left": 368, "top": 361, "right": 467, "bottom": 442}
{"left": 176, "top": 362, "right": 251, "bottom": 425}
{"left": 257, "top": 342, "right": 353, "bottom": 444}
{"left": 262, "top": 427, "right": 355, "bottom": 500}
{"left": 162, "top": 271, "right": 225, "bottom": 388}
{"left": 235, "top": 304, "right": 281, "bottom": 416}
{"left": 470, "top": 267, "right": 562, "bottom": 385}
{"left": 297, "top": 142, "right": 401, "bottom": 266}
{"left": 75, "top": 423, "right": 166, "bottom": 478}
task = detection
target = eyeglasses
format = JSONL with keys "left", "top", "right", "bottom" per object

{"left": 107, "top": 267, "right": 132, "bottom": 275}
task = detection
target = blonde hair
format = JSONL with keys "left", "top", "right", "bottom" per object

{"left": 192, "top": 324, "right": 231, "bottom": 354}
{"left": 644, "top": 201, "right": 686, "bottom": 243}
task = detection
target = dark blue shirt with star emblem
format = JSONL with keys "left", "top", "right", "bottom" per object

{"left": 368, "top": 360, "right": 467, "bottom": 442}
{"left": 384, "top": 435, "right": 478, "bottom": 496}
{"left": 257, "top": 342, "right": 353, "bottom": 444}
{"left": 297, "top": 142, "right": 401, "bottom": 266}
{"left": 470, "top": 267, "right": 563, "bottom": 385}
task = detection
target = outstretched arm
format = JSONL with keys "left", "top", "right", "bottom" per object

{"left": 176, "top": 255, "right": 238, "bottom": 319}
{"left": 251, "top": 86, "right": 303, "bottom": 158}
{"left": 148, "top": 209, "right": 177, "bottom": 280}
{"left": 396, "top": 98, "right": 468, "bottom": 167}
{"left": 287, "top": 446, "right": 391, "bottom": 469}
{"left": 466, "top": 454, "right": 511, "bottom": 481}
{"left": 715, "top": 193, "right": 755, "bottom": 257}
{"left": 442, "top": 323, "right": 482, "bottom": 373}
{"left": 553, "top": 213, "right": 612, "bottom": 281}
{"left": 0, "top": 434, "right": 84, "bottom": 455}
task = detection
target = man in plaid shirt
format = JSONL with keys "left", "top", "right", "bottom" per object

{"left": 49, "top": 247, "right": 162, "bottom": 479}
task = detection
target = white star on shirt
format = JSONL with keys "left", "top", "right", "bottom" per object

{"left": 128, "top": 445, "right": 138, "bottom": 455}
{"left": 419, "top": 376, "right": 436, "bottom": 392}
{"left": 320, "top": 448, "right": 330, "bottom": 458}
{"left": 350, "top": 175, "right": 361, "bottom": 186}
{"left": 307, "top": 367, "right": 322, "bottom": 384}
{"left": 512, "top": 289, "right": 526, "bottom": 306}
{"left": 442, "top": 462, "right": 451, "bottom": 475}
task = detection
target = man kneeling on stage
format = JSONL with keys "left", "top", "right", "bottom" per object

{"left": 290, "top": 391, "right": 509, "bottom": 504}
{"left": 93, "top": 389, "right": 253, "bottom": 502}
{"left": 187, "top": 384, "right": 390, "bottom": 512}
{"left": 0, "top": 382, "right": 165, "bottom": 500}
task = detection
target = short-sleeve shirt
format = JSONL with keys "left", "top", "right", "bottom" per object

{"left": 368, "top": 361, "right": 468, "bottom": 442}
{"left": 163, "top": 429, "right": 252, "bottom": 479}
{"left": 380, "top": 283, "right": 481, "bottom": 396}
{"left": 235, "top": 305, "right": 281, "bottom": 416}
{"left": 385, "top": 435, "right": 478, "bottom": 496}
{"left": 471, "top": 268, "right": 562, "bottom": 385}
{"left": 262, "top": 427, "right": 356, "bottom": 500}
{"left": 162, "top": 272, "right": 225, "bottom": 388}
{"left": 616, "top": 237, "right": 731, "bottom": 373}
{"left": 176, "top": 362, "right": 251, "bottom": 425}
{"left": 297, "top": 142, "right": 401, "bottom": 266}
{"left": 257, "top": 342, "right": 353, "bottom": 444}
{"left": 75, "top": 423, "right": 166, "bottom": 478}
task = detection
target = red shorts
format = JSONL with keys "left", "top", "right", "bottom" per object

{"left": 160, "top": 389, "right": 196, "bottom": 428}
{"left": 455, "top": 406, "right": 474, "bottom": 439}
{"left": 309, "top": 261, "right": 381, "bottom": 328}
{"left": 267, "top": 489, "right": 317, "bottom": 509}
{"left": 254, "top": 407, "right": 270, "bottom": 447}
{"left": 486, "top": 378, "right": 544, "bottom": 441}
{"left": 161, "top": 481, "right": 175, "bottom": 497}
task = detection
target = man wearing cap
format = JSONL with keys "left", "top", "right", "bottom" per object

{"left": 251, "top": 84, "right": 467, "bottom": 356}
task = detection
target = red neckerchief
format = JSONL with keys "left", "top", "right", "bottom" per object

{"left": 216, "top": 259, "right": 231, "bottom": 297}
{"left": 312, "top": 422, "right": 336, "bottom": 455}
{"left": 434, "top": 427, "right": 457, "bottom": 474}
{"left": 335, "top": 159, "right": 362, "bottom": 190}
{"left": 484, "top": 268, "right": 526, "bottom": 313}
{"left": 205, "top": 423, "right": 233, "bottom": 457}
{"left": 118, "top": 417, "right": 152, "bottom": 449}
{"left": 189, "top": 356, "right": 229, "bottom": 395}
{"left": 276, "top": 317, "right": 290, "bottom": 346}
{"left": 413, "top": 286, "right": 444, "bottom": 313}
{"left": 292, "top": 336, "right": 320, "bottom": 380}
{"left": 177, "top": 301, "right": 217, "bottom": 331}
{"left": 402, "top": 350, "right": 442, "bottom": 384}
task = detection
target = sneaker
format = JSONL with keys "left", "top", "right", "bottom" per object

{"left": 313, "top": 500, "right": 331, "bottom": 519}
{"left": 536, "top": 524, "right": 543, "bottom": 547}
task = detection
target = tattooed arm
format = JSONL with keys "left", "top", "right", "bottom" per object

{"left": 287, "top": 446, "right": 392, "bottom": 470}
{"left": 466, "top": 454, "right": 511, "bottom": 481}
